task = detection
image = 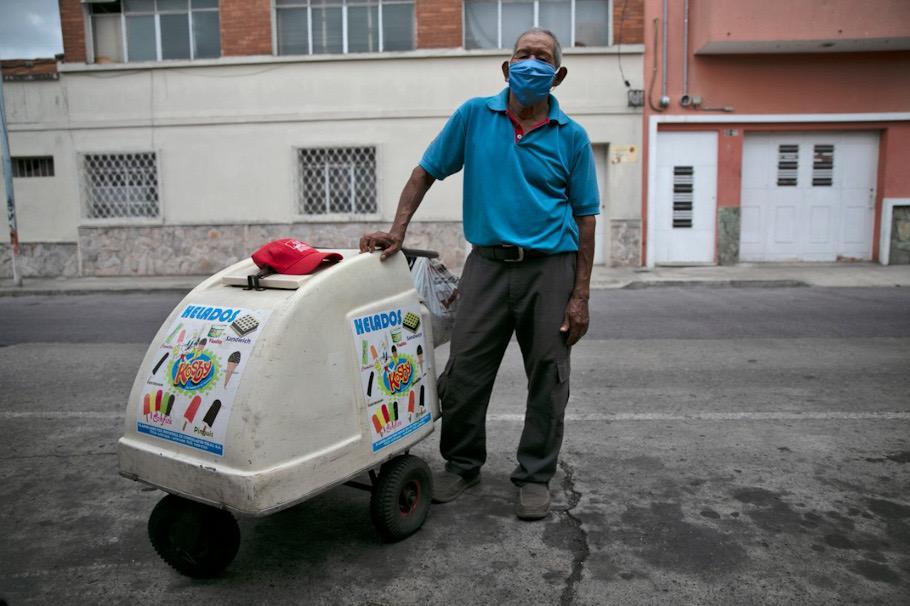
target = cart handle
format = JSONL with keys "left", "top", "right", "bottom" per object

{"left": 401, "top": 248, "right": 439, "bottom": 259}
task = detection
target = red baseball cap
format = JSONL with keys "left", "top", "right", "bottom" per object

{"left": 251, "top": 239, "right": 343, "bottom": 275}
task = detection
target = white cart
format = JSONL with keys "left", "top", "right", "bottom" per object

{"left": 118, "top": 250, "right": 441, "bottom": 577}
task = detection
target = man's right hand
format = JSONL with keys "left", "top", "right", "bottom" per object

{"left": 359, "top": 231, "right": 404, "bottom": 261}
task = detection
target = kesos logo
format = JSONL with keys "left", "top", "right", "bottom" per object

{"left": 171, "top": 353, "right": 218, "bottom": 394}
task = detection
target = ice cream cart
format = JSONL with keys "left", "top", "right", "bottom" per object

{"left": 118, "top": 249, "right": 441, "bottom": 577}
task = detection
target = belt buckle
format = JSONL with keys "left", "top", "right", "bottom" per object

{"left": 502, "top": 245, "right": 525, "bottom": 262}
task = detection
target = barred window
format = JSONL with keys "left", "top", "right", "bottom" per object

{"left": 82, "top": 153, "right": 160, "bottom": 219}
{"left": 12, "top": 156, "right": 55, "bottom": 178}
{"left": 297, "top": 147, "right": 377, "bottom": 215}
{"left": 464, "top": 0, "right": 610, "bottom": 50}
{"left": 276, "top": 0, "right": 415, "bottom": 55}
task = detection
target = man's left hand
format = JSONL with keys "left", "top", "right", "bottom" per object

{"left": 559, "top": 295, "right": 589, "bottom": 346}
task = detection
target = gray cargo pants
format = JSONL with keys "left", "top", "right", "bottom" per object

{"left": 437, "top": 249, "right": 575, "bottom": 486}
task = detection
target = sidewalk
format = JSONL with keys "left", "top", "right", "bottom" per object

{"left": 2, "top": 263, "right": 909, "bottom": 296}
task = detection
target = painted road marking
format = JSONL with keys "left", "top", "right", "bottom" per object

{"left": 489, "top": 412, "right": 910, "bottom": 422}
{"left": 2, "top": 411, "right": 910, "bottom": 421}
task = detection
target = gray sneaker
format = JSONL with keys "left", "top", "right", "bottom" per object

{"left": 516, "top": 483, "right": 551, "bottom": 520}
{"left": 432, "top": 471, "right": 480, "bottom": 503}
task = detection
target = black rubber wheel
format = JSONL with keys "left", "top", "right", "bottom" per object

{"left": 370, "top": 455, "right": 433, "bottom": 542}
{"left": 147, "top": 494, "right": 240, "bottom": 578}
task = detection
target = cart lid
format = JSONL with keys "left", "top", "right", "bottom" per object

{"left": 221, "top": 252, "right": 352, "bottom": 289}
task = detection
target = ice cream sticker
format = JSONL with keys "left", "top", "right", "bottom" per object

{"left": 352, "top": 305, "right": 431, "bottom": 452}
{"left": 136, "top": 306, "right": 271, "bottom": 457}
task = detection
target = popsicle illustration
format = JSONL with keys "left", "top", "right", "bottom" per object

{"left": 367, "top": 371, "right": 374, "bottom": 396}
{"left": 202, "top": 399, "right": 222, "bottom": 430}
{"left": 164, "top": 323, "right": 183, "bottom": 346}
{"left": 152, "top": 352, "right": 169, "bottom": 376}
{"left": 162, "top": 393, "right": 175, "bottom": 417}
{"left": 408, "top": 391, "right": 415, "bottom": 417}
{"left": 416, "top": 344, "right": 424, "bottom": 373}
{"left": 362, "top": 340, "right": 369, "bottom": 366}
{"left": 420, "top": 385, "right": 425, "bottom": 412}
{"left": 371, "top": 415, "right": 383, "bottom": 434}
{"left": 155, "top": 389, "right": 163, "bottom": 413}
{"left": 381, "top": 404, "right": 390, "bottom": 424}
{"left": 183, "top": 395, "right": 202, "bottom": 430}
{"left": 142, "top": 393, "right": 151, "bottom": 422}
{"left": 177, "top": 329, "right": 186, "bottom": 346}
{"left": 224, "top": 351, "right": 241, "bottom": 387}
{"left": 392, "top": 401, "right": 399, "bottom": 422}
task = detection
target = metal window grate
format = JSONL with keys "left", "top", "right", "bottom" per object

{"left": 297, "top": 147, "right": 377, "bottom": 215}
{"left": 812, "top": 144, "right": 834, "bottom": 187}
{"left": 776, "top": 144, "right": 798, "bottom": 187}
{"left": 672, "top": 166, "right": 694, "bottom": 228}
{"left": 12, "top": 156, "right": 55, "bottom": 178}
{"left": 82, "top": 152, "right": 160, "bottom": 219}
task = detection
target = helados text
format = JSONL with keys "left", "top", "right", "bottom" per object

{"left": 180, "top": 306, "right": 243, "bottom": 323}
{"left": 353, "top": 310, "right": 402, "bottom": 335}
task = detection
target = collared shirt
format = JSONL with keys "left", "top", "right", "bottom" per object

{"left": 419, "top": 88, "right": 600, "bottom": 254}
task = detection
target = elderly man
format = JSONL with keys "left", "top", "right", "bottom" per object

{"left": 360, "top": 28, "right": 598, "bottom": 520}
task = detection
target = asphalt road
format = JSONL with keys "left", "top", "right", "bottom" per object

{"left": 1, "top": 288, "right": 909, "bottom": 605}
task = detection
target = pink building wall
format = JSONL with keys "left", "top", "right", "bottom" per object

{"left": 693, "top": 0, "right": 910, "bottom": 51}
{"left": 641, "top": 0, "right": 910, "bottom": 264}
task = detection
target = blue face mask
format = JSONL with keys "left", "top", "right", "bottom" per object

{"left": 507, "top": 58, "right": 557, "bottom": 107}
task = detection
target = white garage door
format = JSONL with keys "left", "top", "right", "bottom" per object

{"left": 741, "top": 132, "right": 878, "bottom": 262}
{"left": 653, "top": 132, "right": 718, "bottom": 264}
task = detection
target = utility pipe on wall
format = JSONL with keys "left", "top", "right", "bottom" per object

{"left": 0, "top": 74, "right": 21, "bottom": 286}
{"left": 681, "top": 0, "right": 691, "bottom": 106}
{"left": 660, "top": 0, "right": 669, "bottom": 107}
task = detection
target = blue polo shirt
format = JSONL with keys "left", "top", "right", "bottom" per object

{"left": 420, "top": 88, "right": 600, "bottom": 254}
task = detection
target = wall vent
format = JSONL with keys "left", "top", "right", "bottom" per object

{"left": 776, "top": 144, "right": 799, "bottom": 186}
{"left": 812, "top": 144, "right": 834, "bottom": 186}
{"left": 673, "top": 166, "right": 694, "bottom": 228}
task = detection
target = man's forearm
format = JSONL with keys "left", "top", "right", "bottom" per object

{"left": 390, "top": 166, "right": 435, "bottom": 238}
{"left": 572, "top": 215, "right": 596, "bottom": 299}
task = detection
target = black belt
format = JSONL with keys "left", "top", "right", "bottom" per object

{"left": 473, "top": 245, "right": 548, "bottom": 262}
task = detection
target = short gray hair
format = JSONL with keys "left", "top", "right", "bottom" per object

{"left": 512, "top": 28, "right": 563, "bottom": 67}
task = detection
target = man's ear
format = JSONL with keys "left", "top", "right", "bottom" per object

{"left": 552, "top": 66, "right": 568, "bottom": 88}
{"left": 501, "top": 60, "right": 510, "bottom": 82}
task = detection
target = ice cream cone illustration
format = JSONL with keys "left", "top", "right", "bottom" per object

{"left": 224, "top": 351, "right": 241, "bottom": 387}
{"left": 183, "top": 395, "right": 202, "bottom": 431}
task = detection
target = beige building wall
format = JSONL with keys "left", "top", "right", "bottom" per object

{"left": 1, "top": 49, "right": 644, "bottom": 275}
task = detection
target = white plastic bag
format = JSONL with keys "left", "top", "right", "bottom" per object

{"left": 410, "top": 257, "right": 460, "bottom": 347}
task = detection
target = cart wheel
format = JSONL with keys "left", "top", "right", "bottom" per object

{"left": 370, "top": 455, "right": 433, "bottom": 542}
{"left": 148, "top": 494, "right": 240, "bottom": 578}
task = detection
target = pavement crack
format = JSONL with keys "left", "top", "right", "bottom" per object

{"left": 558, "top": 459, "right": 589, "bottom": 606}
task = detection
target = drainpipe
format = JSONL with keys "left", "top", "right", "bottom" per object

{"left": 680, "top": 0, "right": 691, "bottom": 107}
{"left": 0, "top": 74, "right": 22, "bottom": 286}
{"left": 659, "top": 0, "right": 669, "bottom": 107}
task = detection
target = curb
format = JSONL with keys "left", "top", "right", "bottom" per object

{"left": 622, "top": 279, "right": 809, "bottom": 289}
{"left": 0, "top": 287, "right": 196, "bottom": 297}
